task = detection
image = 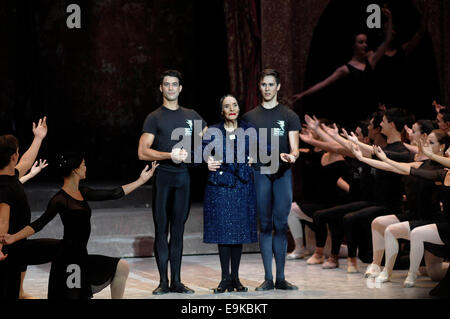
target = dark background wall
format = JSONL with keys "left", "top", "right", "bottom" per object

{"left": 1, "top": 0, "right": 449, "bottom": 201}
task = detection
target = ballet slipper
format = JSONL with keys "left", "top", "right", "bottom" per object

{"left": 306, "top": 253, "right": 324, "bottom": 265}
{"left": 364, "top": 263, "right": 381, "bottom": 278}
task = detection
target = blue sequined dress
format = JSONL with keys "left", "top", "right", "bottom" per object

{"left": 203, "top": 120, "right": 257, "bottom": 244}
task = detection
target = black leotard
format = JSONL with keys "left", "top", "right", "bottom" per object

{"left": 29, "top": 186, "right": 125, "bottom": 299}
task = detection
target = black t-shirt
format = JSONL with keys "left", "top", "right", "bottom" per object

{"left": 319, "top": 159, "right": 352, "bottom": 205}
{"left": 142, "top": 106, "right": 206, "bottom": 172}
{"left": 0, "top": 169, "right": 31, "bottom": 252}
{"left": 241, "top": 104, "right": 301, "bottom": 172}
{"left": 373, "top": 142, "right": 412, "bottom": 211}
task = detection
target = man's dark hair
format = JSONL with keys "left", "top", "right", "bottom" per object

{"left": 385, "top": 108, "right": 408, "bottom": 133}
{"left": 159, "top": 70, "right": 183, "bottom": 86}
{"left": 416, "top": 119, "right": 437, "bottom": 135}
{"left": 259, "top": 69, "right": 280, "bottom": 85}
{"left": 0, "top": 134, "right": 19, "bottom": 169}
{"left": 357, "top": 120, "right": 370, "bottom": 137}
{"left": 369, "top": 110, "right": 385, "bottom": 129}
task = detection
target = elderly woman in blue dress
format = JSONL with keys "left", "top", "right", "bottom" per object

{"left": 203, "top": 94, "right": 257, "bottom": 293}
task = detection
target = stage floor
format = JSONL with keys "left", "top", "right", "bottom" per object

{"left": 23, "top": 253, "right": 436, "bottom": 299}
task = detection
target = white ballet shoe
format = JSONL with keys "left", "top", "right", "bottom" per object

{"left": 403, "top": 272, "right": 418, "bottom": 288}
{"left": 306, "top": 254, "right": 325, "bottom": 265}
{"left": 286, "top": 251, "right": 306, "bottom": 260}
{"left": 375, "top": 268, "right": 391, "bottom": 283}
{"left": 364, "top": 263, "right": 381, "bottom": 278}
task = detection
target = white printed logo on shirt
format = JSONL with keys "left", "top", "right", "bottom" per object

{"left": 185, "top": 120, "right": 193, "bottom": 136}
{"left": 274, "top": 120, "right": 285, "bottom": 136}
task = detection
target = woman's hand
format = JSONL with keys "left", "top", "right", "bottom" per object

{"left": 32, "top": 117, "right": 48, "bottom": 141}
{"left": 321, "top": 123, "right": 339, "bottom": 137}
{"left": 418, "top": 137, "right": 433, "bottom": 157}
{"left": 29, "top": 159, "right": 48, "bottom": 177}
{"left": 207, "top": 156, "right": 221, "bottom": 172}
{"left": 404, "top": 125, "right": 413, "bottom": 141}
{"left": 373, "top": 145, "right": 388, "bottom": 161}
{"left": 0, "top": 233, "right": 16, "bottom": 246}
{"left": 350, "top": 143, "right": 364, "bottom": 160}
{"left": 382, "top": 7, "right": 392, "bottom": 21}
{"left": 304, "top": 114, "right": 319, "bottom": 131}
{"left": 139, "top": 162, "right": 159, "bottom": 184}
{"left": 292, "top": 92, "right": 305, "bottom": 102}
{"left": 299, "top": 129, "right": 313, "bottom": 143}
{"left": 342, "top": 129, "right": 358, "bottom": 144}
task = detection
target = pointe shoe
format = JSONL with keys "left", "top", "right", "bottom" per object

{"left": 404, "top": 272, "right": 418, "bottom": 288}
{"left": 347, "top": 259, "right": 359, "bottom": 273}
{"left": 322, "top": 257, "right": 339, "bottom": 269}
{"left": 375, "top": 268, "right": 391, "bottom": 283}
{"left": 364, "top": 263, "right": 381, "bottom": 278}
{"left": 287, "top": 251, "right": 306, "bottom": 260}
{"left": 306, "top": 254, "right": 325, "bottom": 265}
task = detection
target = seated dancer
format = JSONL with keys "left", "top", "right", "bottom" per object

{"left": 407, "top": 171, "right": 450, "bottom": 295}
{"left": 318, "top": 108, "right": 413, "bottom": 272}
{"left": 299, "top": 117, "right": 375, "bottom": 269}
{"left": 296, "top": 117, "right": 352, "bottom": 266}
{"left": 203, "top": 94, "right": 257, "bottom": 293}
{"left": 0, "top": 118, "right": 60, "bottom": 300}
{"left": 1, "top": 153, "right": 158, "bottom": 299}
{"left": 368, "top": 138, "right": 450, "bottom": 286}
{"left": 364, "top": 126, "right": 443, "bottom": 279}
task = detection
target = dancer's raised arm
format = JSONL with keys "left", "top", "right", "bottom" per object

{"left": 16, "top": 117, "right": 48, "bottom": 178}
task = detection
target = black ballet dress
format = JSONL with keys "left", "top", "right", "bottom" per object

{"left": 341, "top": 60, "right": 376, "bottom": 125}
{"left": 409, "top": 167, "right": 450, "bottom": 245}
{"left": 29, "top": 186, "right": 125, "bottom": 299}
{"left": 396, "top": 160, "right": 444, "bottom": 228}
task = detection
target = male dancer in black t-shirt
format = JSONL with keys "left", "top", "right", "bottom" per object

{"left": 138, "top": 70, "right": 206, "bottom": 295}
{"left": 242, "top": 69, "right": 301, "bottom": 290}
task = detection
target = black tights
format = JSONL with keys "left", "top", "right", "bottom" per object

{"left": 218, "top": 244, "right": 243, "bottom": 280}
{"left": 152, "top": 169, "right": 191, "bottom": 284}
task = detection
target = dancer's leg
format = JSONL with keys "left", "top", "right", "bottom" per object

{"left": 371, "top": 215, "right": 400, "bottom": 266}
{"left": 254, "top": 170, "right": 274, "bottom": 282}
{"left": 379, "top": 221, "right": 410, "bottom": 281}
{"left": 272, "top": 169, "right": 293, "bottom": 282}
{"left": 152, "top": 170, "right": 171, "bottom": 285}
{"left": 408, "top": 224, "right": 446, "bottom": 286}
{"left": 169, "top": 171, "right": 191, "bottom": 285}
{"left": 110, "top": 259, "right": 130, "bottom": 299}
